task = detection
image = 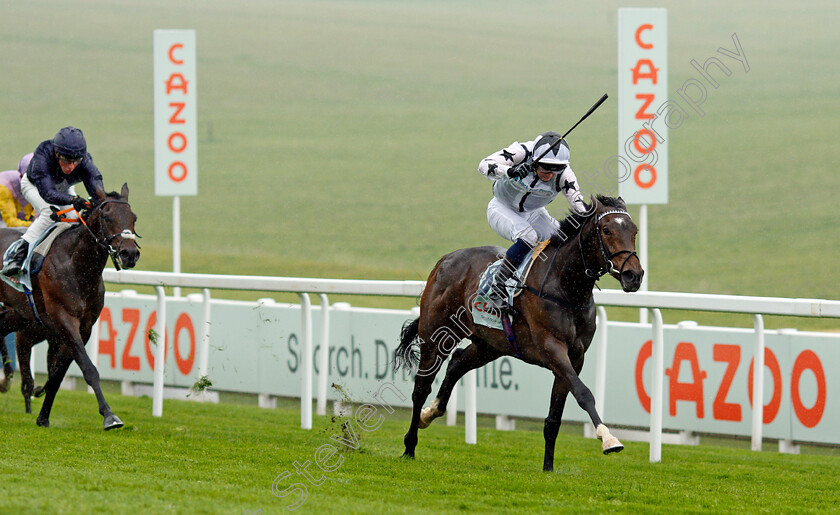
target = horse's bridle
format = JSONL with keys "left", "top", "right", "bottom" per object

{"left": 524, "top": 207, "right": 638, "bottom": 310}
{"left": 580, "top": 209, "right": 638, "bottom": 280}
{"left": 80, "top": 198, "right": 141, "bottom": 270}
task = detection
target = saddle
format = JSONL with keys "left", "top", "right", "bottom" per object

{"left": 472, "top": 239, "right": 550, "bottom": 330}
{"left": 1, "top": 222, "right": 74, "bottom": 293}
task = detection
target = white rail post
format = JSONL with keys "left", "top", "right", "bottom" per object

{"left": 152, "top": 286, "right": 166, "bottom": 417}
{"left": 650, "top": 308, "right": 664, "bottom": 463}
{"left": 317, "top": 294, "right": 330, "bottom": 416}
{"left": 751, "top": 314, "right": 765, "bottom": 451}
{"left": 298, "top": 293, "right": 313, "bottom": 430}
{"left": 465, "top": 369, "right": 477, "bottom": 444}
{"left": 172, "top": 196, "right": 181, "bottom": 298}
{"left": 639, "top": 204, "right": 649, "bottom": 324}
{"left": 447, "top": 381, "right": 458, "bottom": 426}
{"left": 198, "top": 288, "right": 211, "bottom": 378}
{"left": 595, "top": 306, "right": 608, "bottom": 418}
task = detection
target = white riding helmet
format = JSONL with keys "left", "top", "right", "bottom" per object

{"left": 532, "top": 131, "right": 570, "bottom": 166}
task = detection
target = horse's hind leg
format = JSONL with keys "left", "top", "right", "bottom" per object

{"left": 34, "top": 338, "right": 63, "bottom": 398}
{"left": 542, "top": 377, "right": 569, "bottom": 472}
{"left": 0, "top": 336, "right": 12, "bottom": 393}
{"left": 403, "top": 331, "right": 449, "bottom": 459}
{"left": 35, "top": 349, "right": 73, "bottom": 428}
{"left": 427, "top": 339, "right": 502, "bottom": 424}
{"left": 15, "top": 331, "right": 38, "bottom": 414}
{"left": 0, "top": 312, "right": 16, "bottom": 393}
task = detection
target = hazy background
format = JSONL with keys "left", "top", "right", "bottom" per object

{"left": 1, "top": 0, "right": 838, "bottom": 324}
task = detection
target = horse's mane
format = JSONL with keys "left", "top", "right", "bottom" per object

{"left": 549, "top": 195, "right": 626, "bottom": 248}
{"left": 81, "top": 191, "right": 123, "bottom": 222}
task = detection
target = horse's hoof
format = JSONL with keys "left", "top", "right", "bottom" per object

{"left": 401, "top": 451, "right": 415, "bottom": 459}
{"left": 0, "top": 376, "right": 11, "bottom": 393}
{"left": 34, "top": 386, "right": 45, "bottom": 398}
{"left": 104, "top": 414, "right": 124, "bottom": 431}
{"left": 36, "top": 417, "right": 49, "bottom": 428}
{"left": 602, "top": 439, "right": 624, "bottom": 455}
{"left": 595, "top": 423, "right": 624, "bottom": 455}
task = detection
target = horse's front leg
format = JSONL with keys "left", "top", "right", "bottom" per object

{"left": 548, "top": 342, "right": 623, "bottom": 455}
{"left": 543, "top": 377, "right": 569, "bottom": 472}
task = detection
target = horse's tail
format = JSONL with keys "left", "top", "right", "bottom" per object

{"left": 393, "top": 317, "right": 421, "bottom": 371}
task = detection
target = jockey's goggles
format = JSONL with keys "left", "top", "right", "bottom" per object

{"left": 537, "top": 162, "right": 567, "bottom": 173}
{"left": 56, "top": 153, "right": 83, "bottom": 165}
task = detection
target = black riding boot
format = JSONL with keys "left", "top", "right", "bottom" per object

{"left": 487, "top": 256, "right": 518, "bottom": 310}
{"left": 1, "top": 240, "right": 29, "bottom": 277}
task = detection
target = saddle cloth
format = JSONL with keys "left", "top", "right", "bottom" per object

{"left": 471, "top": 239, "right": 550, "bottom": 330}
{"left": 1, "top": 222, "right": 74, "bottom": 292}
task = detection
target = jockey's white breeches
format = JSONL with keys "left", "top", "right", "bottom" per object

{"left": 20, "top": 174, "right": 77, "bottom": 246}
{"left": 486, "top": 197, "right": 560, "bottom": 247}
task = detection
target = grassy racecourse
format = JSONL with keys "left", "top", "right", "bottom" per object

{"left": 1, "top": 384, "right": 839, "bottom": 514}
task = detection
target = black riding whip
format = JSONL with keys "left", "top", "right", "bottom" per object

{"left": 533, "top": 93, "right": 609, "bottom": 163}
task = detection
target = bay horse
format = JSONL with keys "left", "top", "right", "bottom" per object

{"left": 394, "top": 195, "right": 644, "bottom": 471}
{"left": 0, "top": 184, "right": 140, "bottom": 429}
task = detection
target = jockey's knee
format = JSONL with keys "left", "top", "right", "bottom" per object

{"left": 512, "top": 228, "right": 539, "bottom": 248}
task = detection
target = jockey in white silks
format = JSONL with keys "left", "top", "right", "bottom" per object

{"left": 477, "top": 131, "right": 588, "bottom": 309}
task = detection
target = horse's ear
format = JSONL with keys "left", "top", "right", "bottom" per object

{"left": 617, "top": 196, "right": 626, "bottom": 209}
{"left": 121, "top": 183, "right": 129, "bottom": 200}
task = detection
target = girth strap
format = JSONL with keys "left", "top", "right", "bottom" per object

{"left": 500, "top": 313, "right": 522, "bottom": 358}
{"left": 24, "top": 288, "right": 43, "bottom": 325}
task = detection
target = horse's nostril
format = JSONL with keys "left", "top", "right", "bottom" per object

{"left": 621, "top": 270, "right": 644, "bottom": 287}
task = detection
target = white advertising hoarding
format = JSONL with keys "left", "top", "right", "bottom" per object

{"left": 36, "top": 294, "right": 839, "bottom": 445}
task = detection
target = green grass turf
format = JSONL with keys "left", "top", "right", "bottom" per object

{"left": 2, "top": 3, "right": 839, "bottom": 512}
{"left": 1, "top": 381, "right": 839, "bottom": 513}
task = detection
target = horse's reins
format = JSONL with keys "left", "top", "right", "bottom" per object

{"left": 62, "top": 199, "right": 141, "bottom": 270}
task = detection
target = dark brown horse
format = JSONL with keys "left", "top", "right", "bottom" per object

{"left": 394, "top": 195, "right": 644, "bottom": 471}
{"left": 0, "top": 184, "right": 140, "bottom": 429}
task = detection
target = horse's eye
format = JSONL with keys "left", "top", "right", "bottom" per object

{"left": 602, "top": 227, "right": 611, "bottom": 236}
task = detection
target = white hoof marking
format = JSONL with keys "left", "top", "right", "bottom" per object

{"left": 595, "top": 423, "right": 624, "bottom": 455}
{"left": 418, "top": 399, "right": 444, "bottom": 429}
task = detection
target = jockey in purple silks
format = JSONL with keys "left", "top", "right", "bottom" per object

{"left": 2, "top": 127, "right": 104, "bottom": 276}
{"left": 0, "top": 153, "right": 35, "bottom": 228}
